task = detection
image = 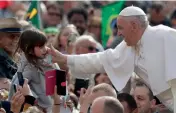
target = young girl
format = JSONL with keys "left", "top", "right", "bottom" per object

{"left": 9, "top": 29, "right": 53, "bottom": 113}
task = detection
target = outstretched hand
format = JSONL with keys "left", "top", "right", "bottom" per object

{"left": 47, "top": 44, "right": 68, "bottom": 70}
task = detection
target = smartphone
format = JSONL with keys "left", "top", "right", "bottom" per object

{"left": 17, "top": 72, "right": 24, "bottom": 86}
{"left": 56, "top": 70, "right": 66, "bottom": 96}
{"left": 45, "top": 70, "right": 56, "bottom": 96}
{"left": 13, "top": 84, "right": 17, "bottom": 93}
{"left": 74, "top": 78, "right": 89, "bottom": 97}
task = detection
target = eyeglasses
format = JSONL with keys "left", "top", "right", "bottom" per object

{"left": 87, "top": 46, "right": 99, "bottom": 52}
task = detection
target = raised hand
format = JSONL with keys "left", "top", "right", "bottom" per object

{"left": 10, "top": 91, "right": 25, "bottom": 113}
{"left": 18, "top": 78, "right": 32, "bottom": 96}
{"left": 79, "top": 87, "right": 92, "bottom": 113}
{"left": 79, "top": 87, "right": 92, "bottom": 105}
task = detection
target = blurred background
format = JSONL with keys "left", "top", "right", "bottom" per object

{"left": 1, "top": 0, "right": 176, "bottom": 48}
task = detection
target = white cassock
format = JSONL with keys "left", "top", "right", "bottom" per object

{"left": 67, "top": 24, "right": 176, "bottom": 111}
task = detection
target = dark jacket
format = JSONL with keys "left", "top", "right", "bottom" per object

{"left": 0, "top": 48, "right": 17, "bottom": 79}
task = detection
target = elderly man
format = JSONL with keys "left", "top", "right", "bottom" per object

{"left": 49, "top": 6, "right": 176, "bottom": 112}
{"left": 74, "top": 35, "right": 98, "bottom": 54}
{"left": 91, "top": 96, "right": 124, "bottom": 113}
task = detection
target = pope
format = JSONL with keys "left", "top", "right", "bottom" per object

{"left": 48, "top": 6, "right": 176, "bottom": 112}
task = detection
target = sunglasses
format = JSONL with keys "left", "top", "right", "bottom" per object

{"left": 87, "top": 46, "right": 99, "bottom": 52}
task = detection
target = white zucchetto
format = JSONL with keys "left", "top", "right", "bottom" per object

{"left": 119, "top": 6, "right": 146, "bottom": 16}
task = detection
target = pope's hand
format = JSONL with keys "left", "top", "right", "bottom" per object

{"left": 47, "top": 44, "right": 68, "bottom": 70}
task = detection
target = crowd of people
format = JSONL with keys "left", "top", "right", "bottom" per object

{"left": 1, "top": 1, "right": 176, "bottom": 113}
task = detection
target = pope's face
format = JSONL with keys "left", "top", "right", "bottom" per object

{"left": 117, "top": 16, "right": 137, "bottom": 46}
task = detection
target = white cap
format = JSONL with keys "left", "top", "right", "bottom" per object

{"left": 119, "top": 6, "right": 146, "bottom": 16}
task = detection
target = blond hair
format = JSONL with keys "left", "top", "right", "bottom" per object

{"left": 53, "top": 24, "right": 79, "bottom": 51}
{"left": 23, "top": 106, "right": 43, "bottom": 113}
{"left": 92, "top": 83, "right": 117, "bottom": 98}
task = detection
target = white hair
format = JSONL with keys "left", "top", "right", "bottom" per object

{"left": 74, "top": 35, "right": 97, "bottom": 46}
{"left": 71, "top": 35, "right": 99, "bottom": 54}
{"left": 126, "top": 15, "right": 149, "bottom": 28}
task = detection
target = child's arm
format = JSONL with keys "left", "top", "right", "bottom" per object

{"left": 22, "top": 65, "right": 38, "bottom": 82}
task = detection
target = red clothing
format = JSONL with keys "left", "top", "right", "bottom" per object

{"left": 0, "top": 1, "right": 12, "bottom": 9}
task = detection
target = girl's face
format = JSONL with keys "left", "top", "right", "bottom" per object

{"left": 34, "top": 45, "right": 48, "bottom": 58}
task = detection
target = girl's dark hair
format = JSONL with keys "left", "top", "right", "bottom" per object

{"left": 15, "top": 29, "right": 47, "bottom": 70}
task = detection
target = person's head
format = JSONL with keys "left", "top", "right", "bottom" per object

{"left": 46, "top": 2, "right": 63, "bottom": 26}
{"left": 149, "top": 2, "right": 165, "bottom": 22}
{"left": 171, "top": 9, "right": 176, "bottom": 29}
{"left": 91, "top": 96, "right": 124, "bottom": 113}
{"left": 15, "top": 29, "right": 48, "bottom": 70}
{"left": 94, "top": 73, "right": 112, "bottom": 85}
{"left": 67, "top": 8, "right": 88, "bottom": 35}
{"left": 74, "top": 35, "right": 98, "bottom": 54}
{"left": 133, "top": 81, "right": 156, "bottom": 113}
{"left": 44, "top": 27, "right": 59, "bottom": 46}
{"left": 117, "top": 93, "right": 137, "bottom": 113}
{"left": 117, "top": 6, "right": 149, "bottom": 46}
{"left": 88, "top": 16, "right": 101, "bottom": 42}
{"left": 0, "top": 18, "right": 22, "bottom": 56}
{"left": 0, "top": 78, "right": 11, "bottom": 91}
{"left": 54, "top": 24, "right": 79, "bottom": 53}
{"left": 90, "top": 83, "right": 117, "bottom": 103}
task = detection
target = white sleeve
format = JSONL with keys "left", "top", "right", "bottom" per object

{"left": 67, "top": 41, "right": 135, "bottom": 91}
{"left": 67, "top": 51, "right": 106, "bottom": 75}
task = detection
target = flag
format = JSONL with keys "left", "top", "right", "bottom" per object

{"left": 101, "top": 1, "right": 125, "bottom": 47}
{"left": 25, "top": 1, "right": 41, "bottom": 29}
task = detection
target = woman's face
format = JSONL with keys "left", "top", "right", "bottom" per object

{"left": 59, "top": 27, "right": 76, "bottom": 49}
{"left": 0, "top": 33, "right": 20, "bottom": 55}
